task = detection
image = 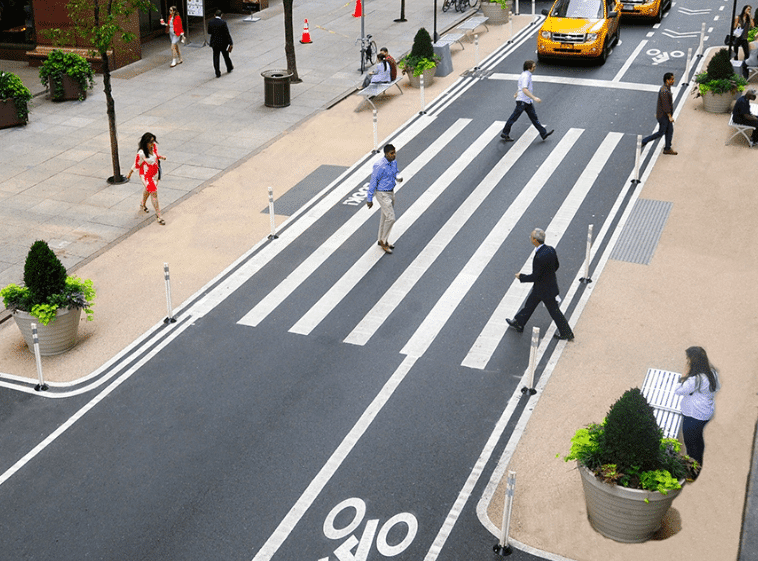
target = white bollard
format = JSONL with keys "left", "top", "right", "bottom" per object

{"left": 493, "top": 471, "right": 516, "bottom": 556}
{"left": 633, "top": 134, "right": 642, "bottom": 184}
{"left": 697, "top": 22, "right": 705, "bottom": 57}
{"left": 474, "top": 34, "right": 480, "bottom": 69}
{"left": 268, "top": 186, "right": 278, "bottom": 240}
{"left": 515, "top": 0, "right": 520, "bottom": 16}
{"left": 684, "top": 47, "right": 692, "bottom": 85}
{"left": 521, "top": 327, "right": 539, "bottom": 395}
{"left": 419, "top": 73, "right": 426, "bottom": 114}
{"left": 532, "top": 0, "right": 535, "bottom": 15}
{"left": 508, "top": 17, "right": 513, "bottom": 43}
{"left": 373, "top": 109, "right": 379, "bottom": 153}
{"left": 163, "top": 263, "right": 176, "bottom": 324}
{"left": 579, "top": 224, "right": 594, "bottom": 284}
{"left": 31, "top": 323, "right": 48, "bottom": 392}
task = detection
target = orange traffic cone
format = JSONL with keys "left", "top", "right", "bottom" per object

{"left": 352, "top": 0, "right": 362, "bottom": 17}
{"left": 300, "top": 19, "right": 312, "bottom": 44}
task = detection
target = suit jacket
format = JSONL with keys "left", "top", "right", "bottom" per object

{"left": 208, "top": 17, "right": 233, "bottom": 49}
{"left": 518, "top": 244, "right": 560, "bottom": 300}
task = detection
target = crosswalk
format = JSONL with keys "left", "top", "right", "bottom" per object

{"left": 235, "top": 120, "right": 635, "bottom": 371}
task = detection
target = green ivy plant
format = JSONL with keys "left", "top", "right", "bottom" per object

{"left": 0, "top": 71, "right": 32, "bottom": 122}
{"left": 693, "top": 47, "right": 748, "bottom": 97}
{"left": 39, "top": 49, "right": 95, "bottom": 101}
{"left": 1, "top": 241, "right": 96, "bottom": 326}
{"left": 560, "top": 388, "right": 699, "bottom": 494}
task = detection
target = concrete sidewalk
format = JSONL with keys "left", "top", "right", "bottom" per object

{"left": 0, "top": 0, "right": 480, "bottom": 290}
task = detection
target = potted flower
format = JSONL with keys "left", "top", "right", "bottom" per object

{"left": 693, "top": 47, "right": 747, "bottom": 113}
{"left": 562, "top": 387, "right": 698, "bottom": 543}
{"left": 480, "top": 0, "right": 512, "bottom": 24}
{"left": 38, "top": 49, "right": 95, "bottom": 101}
{"left": 0, "top": 70, "right": 32, "bottom": 129}
{"left": 1, "top": 240, "right": 95, "bottom": 356}
{"left": 399, "top": 28, "right": 440, "bottom": 88}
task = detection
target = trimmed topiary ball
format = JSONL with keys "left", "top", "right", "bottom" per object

{"left": 410, "top": 28, "right": 435, "bottom": 61}
{"left": 23, "top": 240, "right": 67, "bottom": 307}
{"left": 599, "top": 387, "right": 662, "bottom": 472}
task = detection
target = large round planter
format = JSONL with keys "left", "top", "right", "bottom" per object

{"left": 0, "top": 98, "right": 26, "bottom": 129}
{"left": 480, "top": 1, "right": 511, "bottom": 24}
{"left": 48, "top": 73, "right": 87, "bottom": 101}
{"left": 701, "top": 89, "right": 735, "bottom": 113}
{"left": 578, "top": 464, "right": 684, "bottom": 543}
{"left": 407, "top": 67, "right": 436, "bottom": 88}
{"left": 12, "top": 308, "right": 82, "bottom": 356}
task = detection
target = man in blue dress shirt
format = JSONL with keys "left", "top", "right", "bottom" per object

{"left": 366, "top": 144, "right": 402, "bottom": 254}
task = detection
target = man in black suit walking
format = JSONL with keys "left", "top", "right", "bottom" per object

{"left": 208, "top": 9, "right": 233, "bottom": 78}
{"left": 506, "top": 228, "right": 574, "bottom": 341}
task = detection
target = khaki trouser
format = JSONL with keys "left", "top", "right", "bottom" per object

{"left": 375, "top": 190, "right": 395, "bottom": 243}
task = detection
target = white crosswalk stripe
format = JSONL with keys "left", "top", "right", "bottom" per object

{"left": 462, "top": 131, "right": 624, "bottom": 369}
{"left": 399, "top": 128, "right": 584, "bottom": 359}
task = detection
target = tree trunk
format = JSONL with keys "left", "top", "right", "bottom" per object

{"left": 283, "top": 0, "right": 301, "bottom": 83}
{"left": 101, "top": 51, "right": 125, "bottom": 183}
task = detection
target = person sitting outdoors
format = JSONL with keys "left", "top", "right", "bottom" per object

{"left": 732, "top": 89, "right": 758, "bottom": 146}
{"left": 368, "top": 52, "right": 391, "bottom": 85}
{"left": 380, "top": 47, "right": 398, "bottom": 81}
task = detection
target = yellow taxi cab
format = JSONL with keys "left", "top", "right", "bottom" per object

{"left": 618, "top": 0, "right": 670, "bottom": 23}
{"left": 537, "top": 0, "right": 623, "bottom": 65}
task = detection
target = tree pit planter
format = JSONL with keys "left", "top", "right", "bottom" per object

{"left": 12, "top": 308, "right": 82, "bottom": 356}
{"left": 701, "top": 89, "right": 736, "bottom": 113}
{"left": 407, "top": 67, "right": 436, "bottom": 88}
{"left": 480, "top": 1, "right": 512, "bottom": 24}
{"left": 578, "top": 464, "right": 684, "bottom": 543}
{"left": 48, "top": 73, "right": 87, "bottom": 101}
{"left": 0, "top": 98, "right": 26, "bottom": 129}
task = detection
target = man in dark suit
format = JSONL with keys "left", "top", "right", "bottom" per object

{"left": 208, "top": 9, "right": 233, "bottom": 78}
{"left": 506, "top": 228, "right": 574, "bottom": 341}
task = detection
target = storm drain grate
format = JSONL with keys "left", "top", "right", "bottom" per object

{"left": 610, "top": 198, "right": 672, "bottom": 265}
{"left": 261, "top": 165, "right": 347, "bottom": 216}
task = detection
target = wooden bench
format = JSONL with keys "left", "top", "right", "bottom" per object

{"left": 435, "top": 31, "right": 466, "bottom": 50}
{"left": 357, "top": 76, "right": 403, "bottom": 110}
{"left": 26, "top": 46, "right": 111, "bottom": 72}
{"left": 641, "top": 368, "right": 683, "bottom": 440}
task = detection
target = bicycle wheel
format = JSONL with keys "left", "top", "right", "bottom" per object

{"left": 442, "top": 0, "right": 451, "bottom": 12}
{"left": 468, "top": 0, "right": 479, "bottom": 8}
{"left": 368, "top": 41, "right": 377, "bottom": 65}
{"left": 456, "top": 0, "right": 465, "bottom": 11}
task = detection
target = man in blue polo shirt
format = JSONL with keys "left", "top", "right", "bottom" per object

{"left": 366, "top": 144, "right": 402, "bottom": 254}
{"left": 501, "top": 60, "right": 554, "bottom": 142}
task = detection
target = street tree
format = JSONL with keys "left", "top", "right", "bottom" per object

{"left": 283, "top": 0, "right": 302, "bottom": 83}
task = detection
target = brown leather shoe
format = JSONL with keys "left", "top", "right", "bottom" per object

{"left": 379, "top": 241, "right": 393, "bottom": 254}
{"left": 663, "top": 148, "right": 678, "bottom": 155}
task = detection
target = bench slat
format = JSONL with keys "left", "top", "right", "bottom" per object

{"left": 641, "top": 368, "right": 683, "bottom": 439}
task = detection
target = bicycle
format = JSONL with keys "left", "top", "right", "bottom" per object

{"left": 450, "top": 0, "right": 479, "bottom": 11}
{"left": 357, "top": 33, "right": 377, "bottom": 73}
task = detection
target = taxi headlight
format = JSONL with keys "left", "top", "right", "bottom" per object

{"left": 541, "top": 30, "right": 552, "bottom": 39}
{"left": 586, "top": 33, "right": 598, "bottom": 41}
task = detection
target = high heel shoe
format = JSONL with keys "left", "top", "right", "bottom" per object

{"left": 140, "top": 204, "right": 149, "bottom": 213}
{"left": 156, "top": 216, "right": 166, "bottom": 225}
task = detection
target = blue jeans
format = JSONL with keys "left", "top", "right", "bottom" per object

{"left": 642, "top": 115, "right": 673, "bottom": 150}
{"left": 502, "top": 101, "right": 548, "bottom": 138}
{"left": 681, "top": 415, "right": 710, "bottom": 466}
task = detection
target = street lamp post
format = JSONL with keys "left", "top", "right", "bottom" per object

{"left": 395, "top": 0, "right": 407, "bottom": 22}
{"left": 434, "top": 0, "right": 439, "bottom": 42}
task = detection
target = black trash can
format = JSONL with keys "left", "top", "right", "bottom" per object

{"left": 261, "top": 70, "right": 293, "bottom": 108}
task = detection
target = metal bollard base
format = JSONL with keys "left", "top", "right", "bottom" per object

{"left": 268, "top": 234, "right": 279, "bottom": 240}
{"left": 164, "top": 317, "right": 177, "bottom": 324}
{"left": 579, "top": 277, "right": 593, "bottom": 284}
{"left": 35, "top": 383, "right": 49, "bottom": 392}
{"left": 493, "top": 543, "right": 513, "bottom": 556}
{"left": 521, "top": 386, "right": 537, "bottom": 395}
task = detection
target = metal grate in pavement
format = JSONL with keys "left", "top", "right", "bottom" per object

{"left": 610, "top": 198, "right": 672, "bottom": 265}
{"left": 261, "top": 165, "right": 347, "bottom": 216}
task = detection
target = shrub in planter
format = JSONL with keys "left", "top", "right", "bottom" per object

{"left": 38, "top": 49, "right": 95, "bottom": 101}
{"left": 1, "top": 240, "right": 95, "bottom": 327}
{"left": 693, "top": 47, "right": 747, "bottom": 97}
{"left": 0, "top": 70, "right": 32, "bottom": 123}
{"left": 399, "top": 27, "right": 440, "bottom": 77}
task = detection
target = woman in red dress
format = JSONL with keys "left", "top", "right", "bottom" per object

{"left": 127, "top": 132, "right": 167, "bottom": 225}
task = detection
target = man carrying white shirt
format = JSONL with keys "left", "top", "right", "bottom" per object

{"left": 501, "top": 60, "right": 554, "bottom": 142}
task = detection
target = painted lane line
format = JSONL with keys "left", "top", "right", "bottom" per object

{"left": 462, "top": 132, "right": 623, "bottom": 370}
{"left": 612, "top": 39, "right": 647, "bottom": 83}
{"left": 250, "top": 355, "right": 417, "bottom": 561}
{"left": 290, "top": 119, "right": 498, "bottom": 336}
{"left": 240, "top": 118, "right": 472, "bottom": 329}
{"left": 400, "top": 129, "right": 584, "bottom": 359}
{"left": 0, "top": 316, "right": 195, "bottom": 487}
{"left": 342, "top": 128, "right": 538, "bottom": 346}
{"left": 189, "top": 115, "right": 436, "bottom": 320}
{"left": 489, "top": 73, "right": 660, "bottom": 93}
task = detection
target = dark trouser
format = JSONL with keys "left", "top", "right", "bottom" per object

{"left": 642, "top": 115, "right": 674, "bottom": 150}
{"left": 502, "top": 101, "right": 548, "bottom": 138}
{"left": 734, "top": 115, "right": 758, "bottom": 141}
{"left": 513, "top": 290, "right": 573, "bottom": 338}
{"left": 735, "top": 38, "right": 750, "bottom": 60}
{"left": 212, "top": 47, "right": 233, "bottom": 76}
{"left": 681, "top": 415, "right": 710, "bottom": 466}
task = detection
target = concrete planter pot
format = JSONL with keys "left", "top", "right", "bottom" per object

{"left": 12, "top": 308, "right": 82, "bottom": 356}
{"left": 701, "top": 89, "right": 735, "bottom": 113}
{"left": 0, "top": 98, "right": 26, "bottom": 129}
{"left": 48, "top": 73, "right": 87, "bottom": 101}
{"left": 480, "top": 1, "right": 511, "bottom": 24}
{"left": 407, "top": 67, "right": 436, "bottom": 88}
{"left": 578, "top": 464, "right": 684, "bottom": 543}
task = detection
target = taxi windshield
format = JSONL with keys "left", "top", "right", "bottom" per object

{"left": 550, "top": 0, "right": 605, "bottom": 19}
